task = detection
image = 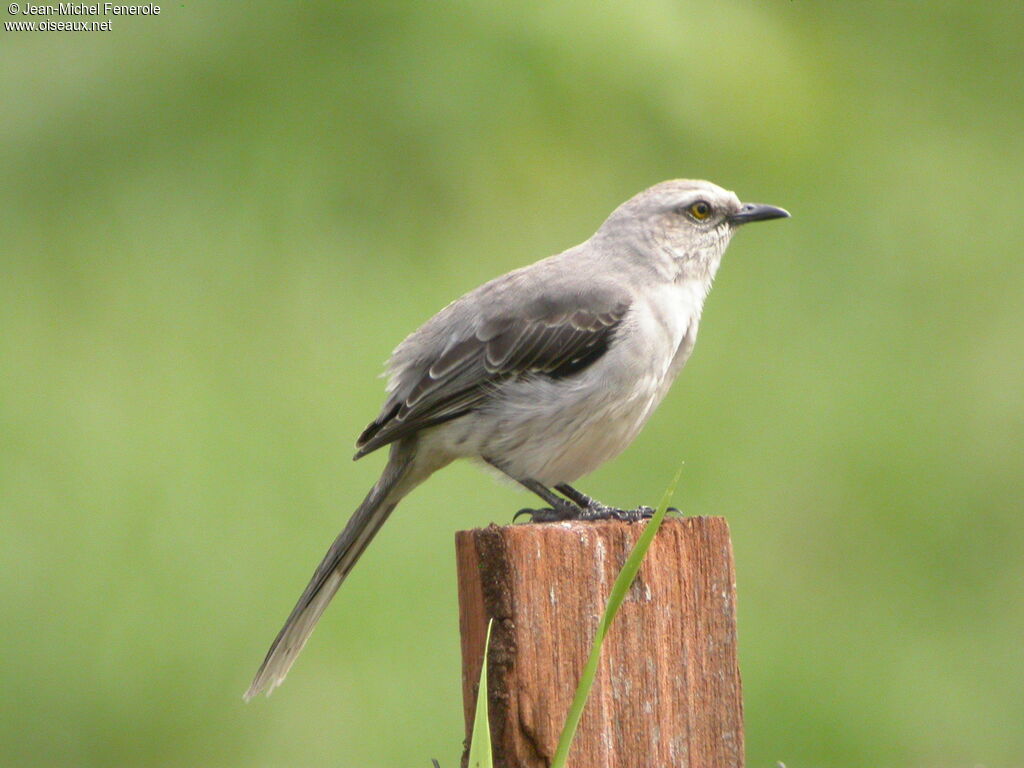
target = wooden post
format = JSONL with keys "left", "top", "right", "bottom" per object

{"left": 456, "top": 516, "right": 742, "bottom": 768}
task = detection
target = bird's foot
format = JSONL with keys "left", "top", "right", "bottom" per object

{"left": 513, "top": 499, "right": 586, "bottom": 523}
{"left": 580, "top": 503, "right": 656, "bottom": 522}
{"left": 514, "top": 502, "right": 677, "bottom": 524}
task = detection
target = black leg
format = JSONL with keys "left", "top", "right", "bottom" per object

{"left": 485, "top": 458, "right": 671, "bottom": 524}
{"left": 557, "top": 482, "right": 679, "bottom": 522}
{"left": 555, "top": 483, "right": 597, "bottom": 507}
{"left": 520, "top": 478, "right": 569, "bottom": 509}
{"left": 519, "top": 479, "right": 660, "bottom": 523}
{"left": 484, "top": 457, "right": 586, "bottom": 521}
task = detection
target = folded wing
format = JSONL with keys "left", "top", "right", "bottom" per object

{"left": 355, "top": 289, "right": 631, "bottom": 458}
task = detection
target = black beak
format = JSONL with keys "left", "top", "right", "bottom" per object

{"left": 729, "top": 203, "right": 791, "bottom": 225}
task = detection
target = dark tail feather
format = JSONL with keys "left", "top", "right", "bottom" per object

{"left": 244, "top": 440, "right": 417, "bottom": 700}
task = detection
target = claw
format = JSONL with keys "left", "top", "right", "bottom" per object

{"left": 513, "top": 508, "right": 543, "bottom": 523}
{"left": 514, "top": 502, "right": 587, "bottom": 523}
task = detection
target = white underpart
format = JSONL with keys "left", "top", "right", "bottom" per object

{"left": 420, "top": 276, "right": 715, "bottom": 486}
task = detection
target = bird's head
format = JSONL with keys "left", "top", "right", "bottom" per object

{"left": 598, "top": 179, "right": 789, "bottom": 281}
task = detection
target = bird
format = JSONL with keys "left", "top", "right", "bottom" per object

{"left": 244, "top": 179, "right": 789, "bottom": 700}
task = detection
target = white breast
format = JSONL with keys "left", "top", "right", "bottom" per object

{"left": 422, "top": 280, "right": 708, "bottom": 487}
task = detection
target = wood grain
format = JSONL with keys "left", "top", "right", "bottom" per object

{"left": 456, "top": 516, "right": 742, "bottom": 768}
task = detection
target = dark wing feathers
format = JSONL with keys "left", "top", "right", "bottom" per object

{"left": 354, "top": 297, "right": 629, "bottom": 458}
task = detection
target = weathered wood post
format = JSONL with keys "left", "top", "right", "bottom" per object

{"left": 456, "top": 516, "right": 742, "bottom": 768}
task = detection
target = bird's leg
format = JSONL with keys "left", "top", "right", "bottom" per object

{"left": 483, "top": 457, "right": 588, "bottom": 521}
{"left": 516, "top": 479, "right": 657, "bottom": 523}
{"left": 484, "top": 458, "right": 663, "bottom": 523}
{"left": 554, "top": 483, "right": 678, "bottom": 522}
{"left": 513, "top": 478, "right": 587, "bottom": 522}
{"left": 553, "top": 483, "right": 600, "bottom": 508}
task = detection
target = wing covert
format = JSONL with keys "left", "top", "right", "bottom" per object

{"left": 354, "top": 296, "right": 630, "bottom": 458}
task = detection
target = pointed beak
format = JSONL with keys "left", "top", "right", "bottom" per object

{"left": 728, "top": 203, "right": 791, "bottom": 225}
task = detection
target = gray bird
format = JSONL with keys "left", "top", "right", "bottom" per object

{"left": 245, "top": 179, "right": 789, "bottom": 700}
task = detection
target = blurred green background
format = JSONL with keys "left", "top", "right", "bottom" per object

{"left": 2, "top": 1, "right": 1022, "bottom": 766}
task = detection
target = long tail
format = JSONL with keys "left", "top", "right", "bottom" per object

{"left": 244, "top": 438, "right": 419, "bottom": 700}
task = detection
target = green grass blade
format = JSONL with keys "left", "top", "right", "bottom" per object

{"left": 550, "top": 464, "right": 685, "bottom": 768}
{"left": 466, "top": 618, "right": 494, "bottom": 768}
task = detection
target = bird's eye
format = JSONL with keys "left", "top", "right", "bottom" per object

{"left": 688, "top": 201, "right": 712, "bottom": 220}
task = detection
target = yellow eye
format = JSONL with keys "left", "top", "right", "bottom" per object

{"left": 688, "top": 201, "right": 712, "bottom": 220}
